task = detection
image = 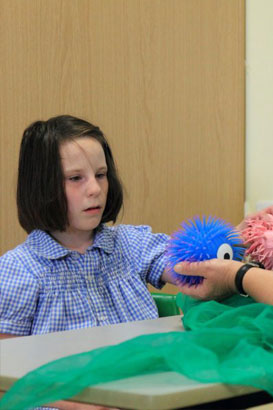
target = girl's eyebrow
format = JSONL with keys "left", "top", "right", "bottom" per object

{"left": 63, "top": 168, "right": 83, "bottom": 174}
{"left": 64, "top": 165, "right": 108, "bottom": 174}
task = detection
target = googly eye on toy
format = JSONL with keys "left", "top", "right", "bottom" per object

{"left": 166, "top": 215, "right": 245, "bottom": 286}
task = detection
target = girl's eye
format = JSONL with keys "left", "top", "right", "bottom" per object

{"left": 68, "top": 176, "right": 82, "bottom": 182}
{"left": 216, "top": 243, "right": 233, "bottom": 260}
{"left": 96, "top": 173, "right": 107, "bottom": 179}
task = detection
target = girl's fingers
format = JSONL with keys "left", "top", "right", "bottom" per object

{"left": 174, "top": 261, "right": 204, "bottom": 276}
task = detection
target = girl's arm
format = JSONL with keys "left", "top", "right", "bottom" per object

{"left": 171, "top": 259, "right": 273, "bottom": 305}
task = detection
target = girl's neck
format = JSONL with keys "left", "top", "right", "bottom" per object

{"left": 49, "top": 230, "right": 94, "bottom": 254}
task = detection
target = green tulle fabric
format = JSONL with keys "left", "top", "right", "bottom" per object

{"left": 1, "top": 294, "right": 273, "bottom": 409}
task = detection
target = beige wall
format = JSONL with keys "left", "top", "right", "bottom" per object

{"left": 0, "top": 0, "right": 245, "bottom": 281}
{"left": 246, "top": 0, "right": 273, "bottom": 214}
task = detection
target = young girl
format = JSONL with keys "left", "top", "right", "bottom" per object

{"left": 0, "top": 115, "right": 181, "bottom": 409}
{"left": 0, "top": 115, "right": 175, "bottom": 339}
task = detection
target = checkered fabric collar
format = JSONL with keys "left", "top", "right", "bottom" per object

{"left": 25, "top": 225, "right": 115, "bottom": 260}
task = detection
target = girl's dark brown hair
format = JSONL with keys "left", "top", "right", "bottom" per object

{"left": 17, "top": 115, "right": 123, "bottom": 233}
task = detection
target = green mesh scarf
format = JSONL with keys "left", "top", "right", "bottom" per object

{"left": 1, "top": 294, "right": 273, "bottom": 409}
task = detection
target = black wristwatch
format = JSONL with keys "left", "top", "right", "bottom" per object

{"left": 234, "top": 262, "right": 263, "bottom": 297}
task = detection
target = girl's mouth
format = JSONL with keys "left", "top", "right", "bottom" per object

{"left": 84, "top": 206, "right": 101, "bottom": 214}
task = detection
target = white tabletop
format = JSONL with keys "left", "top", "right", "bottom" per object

{"left": 0, "top": 315, "right": 257, "bottom": 409}
{"left": 0, "top": 315, "right": 183, "bottom": 379}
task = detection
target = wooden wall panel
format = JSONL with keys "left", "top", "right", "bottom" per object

{"left": 0, "top": 0, "right": 245, "bottom": 294}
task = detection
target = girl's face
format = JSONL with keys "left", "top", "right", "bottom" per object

{"left": 60, "top": 137, "right": 108, "bottom": 237}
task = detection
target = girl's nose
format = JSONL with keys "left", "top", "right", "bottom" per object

{"left": 86, "top": 177, "right": 101, "bottom": 196}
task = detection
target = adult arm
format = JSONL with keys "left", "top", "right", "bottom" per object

{"left": 169, "top": 259, "right": 273, "bottom": 305}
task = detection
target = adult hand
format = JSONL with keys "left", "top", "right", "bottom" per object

{"left": 174, "top": 259, "right": 243, "bottom": 301}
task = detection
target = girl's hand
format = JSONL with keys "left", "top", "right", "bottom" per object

{"left": 173, "top": 259, "right": 243, "bottom": 301}
{"left": 50, "top": 400, "right": 120, "bottom": 410}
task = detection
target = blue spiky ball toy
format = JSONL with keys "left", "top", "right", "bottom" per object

{"left": 166, "top": 216, "right": 245, "bottom": 286}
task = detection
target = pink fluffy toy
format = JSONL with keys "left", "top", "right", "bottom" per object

{"left": 241, "top": 208, "right": 273, "bottom": 270}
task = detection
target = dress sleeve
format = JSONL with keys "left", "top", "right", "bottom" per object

{"left": 128, "top": 225, "right": 169, "bottom": 289}
{"left": 0, "top": 252, "right": 40, "bottom": 335}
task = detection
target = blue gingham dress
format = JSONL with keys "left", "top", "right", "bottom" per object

{"left": 0, "top": 224, "right": 168, "bottom": 408}
{"left": 0, "top": 224, "right": 169, "bottom": 335}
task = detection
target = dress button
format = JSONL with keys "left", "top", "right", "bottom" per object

{"left": 71, "top": 252, "right": 80, "bottom": 260}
